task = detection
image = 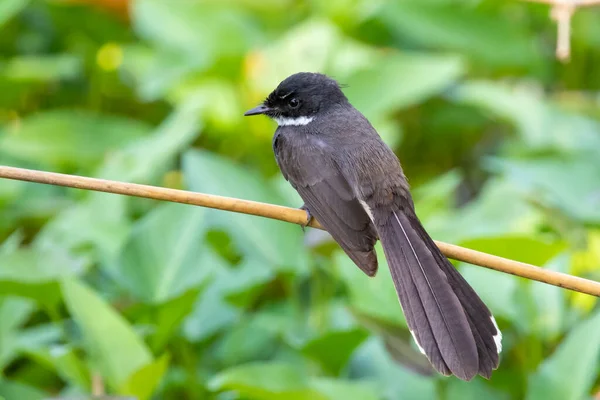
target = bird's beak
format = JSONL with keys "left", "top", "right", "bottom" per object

{"left": 244, "top": 104, "right": 271, "bottom": 116}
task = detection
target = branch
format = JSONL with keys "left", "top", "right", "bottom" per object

{"left": 1, "top": 165, "right": 599, "bottom": 297}
{"left": 91, "top": 372, "right": 105, "bottom": 396}
{"left": 524, "top": 0, "right": 600, "bottom": 6}
{"left": 523, "top": 0, "right": 600, "bottom": 61}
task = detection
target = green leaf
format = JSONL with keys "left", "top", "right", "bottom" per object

{"left": 301, "top": 328, "right": 368, "bottom": 375}
{"left": 526, "top": 309, "right": 600, "bottom": 400}
{"left": 25, "top": 345, "right": 90, "bottom": 389}
{"left": 458, "top": 236, "right": 567, "bottom": 267}
{"left": 0, "top": 379, "right": 45, "bottom": 400}
{"left": 150, "top": 288, "right": 203, "bottom": 351}
{"left": 528, "top": 256, "right": 567, "bottom": 340}
{"left": 453, "top": 80, "right": 600, "bottom": 153}
{"left": 97, "top": 97, "right": 204, "bottom": 183}
{"left": 412, "top": 170, "right": 462, "bottom": 222}
{"left": 446, "top": 378, "right": 510, "bottom": 400}
{"left": 2, "top": 54, "right": 81, "bottom": 82}
{"left": 110, "top": 203, "right": 215, "bottom": 304}
{"left": 436, "top": 179, "right": 543, "bottom": 243}
{"left": 248, "top": 20, "right": 374, "bottom": 93}
{"left": 213, "top": 316, "right": 279, "bottom": 367}
{"left": 0, "top": 110, "right": 151, "bottom": 170}
{"left": 119, "top": 354, "right": 170, "bottom": 400}
{"left": 344, "top": 53, "right": 464, "bottom": 118}
{"left": 489, "top": 157, "right": 600, "bottom": 224}
{"left": 132, "top": 0, "right": 260, "bottom": 60}
{"left": 183, "top": 266, "right": 241, "bottom": 342}
{"left": 0, "top": 248, "right": 81, "bottom": 304}
{"left": 61, "top": 279, "right": 153, "bottom": 388}
{"left": 121, "top": 45, "right": 197, "bottom": 101}
{"left": 209, "top": 362, "right": 327, "bottom": 400}
{"left": 222, "top": 259, "right": 275, "bottom": 307}
{"left": 183, "top": 150, "right": 309, "bottom": 274}
{"left": 183, "top": 257, "right": 279, "bottom": 344}
{"left": 0, "top": 0, "right": 29, "bottom": 28}
{"left": 352, "top": 337, "right": 437, "bottom": 400}
{"left": 309, "top": 378, "right": 379, "bottom": 400}
{"left": 336, "top": 246, "right": 406, "bottom": 327}
{"left": 459, "top": 264, "right": 522, "bottom": 332}
{"left": 379, "top": 2, "right": 540, "bottom": 67}
{"left": 0, "top": 297, "right": 35, "bottom": 369}
{"left": 34, "top": 99, "right": 203, "bottom": 259}
{"left": 16, "top": 323, "right": 62, "bottom": 352}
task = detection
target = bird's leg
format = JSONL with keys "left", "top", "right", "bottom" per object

{"left": 300, "top": 204, "right": 313, "bottom": 232}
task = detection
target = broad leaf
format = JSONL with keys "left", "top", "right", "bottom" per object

{"left": 459, "top": 236, "right": 567, "bottom": 267}
{"left": 35, "top": 99, "right": 203, "bottom": 258}
{"left": 0, "top": 297, "right": 35, "bottom": 369}
{"left": 150, "top": 288, "right": 203, "bottom": 351}
{"left": 110, "top": 203, "right": 215, "bottom": 304}
{"left": 379, "top": 2, "right": 540, "bottom": 67}
{"left": 25, "top": 345, "right": 89, "bottom": 389}
{"left": 209, "top": 362, "right": 327, "bottom": 400}
{"left": 446, "top": 378, "right": 510, "bottom": 400}
{"left": 453, "top": 81, "right": 600, "bottom": 154}
{"left": 0, "top": 110, "right": 150, "bottom": 170}
{"left": 301, "top": 328, "right": 368, "bottom": 375}
{"left": 119, "top": 354, "right": 170, "bottom": 400}
{"left": 459, "top": 265, "right": 521, "bottom": 331}
{"left": 309, "top": 378, "right": 379, "bottom": 400}
{"left": 247, "top": 20, "right": 373, "bottom": 93}
{"left": 183, "top": 266, "right": 241, "bottom": 342}
{"left": 213, "top": 317, "right": 280, "bottom": 367}
{"left": 0, "top": 0, "right": 29, "bottom": 28}
{"left": 336, "top": 247, "right": 405, "bottom": 327}
{"left": 0, "top": 248, "right": 82, "bottom": 304}
{"left": 351, "top": 337, "right": 437, "bottom": 400}
{"left": 0, "top": 380, "right": 44, "bottom": 400}
{"left": 183, "top": 150, "right": 309, "bottom": 274}
{"left": 344, "top": 53, "right": 464, "bottom": 118}
{"left": 526, "top": 309, "right": 600, "bottom": 400}
{"left": 132, "top": 0, "right": 260, "bottom": 61}
{"left": 2, "top": 54, "right": 81, "bottom": 82}
{"left": 489, "top": 157, "right": 600, "bottom": 224}
{"left": 61, "top": 279, "right": 153, "bottom": 388}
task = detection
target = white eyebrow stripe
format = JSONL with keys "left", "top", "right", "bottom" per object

{"left": 274, "top": 116, "right": 314, "bottom": 126}
{"left": 279, "top": 91, "right": 294, "bottom": 99}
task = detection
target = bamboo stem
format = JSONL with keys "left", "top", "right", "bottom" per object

{"left": 1, "top": 165, "right": 599, "bottom": 297}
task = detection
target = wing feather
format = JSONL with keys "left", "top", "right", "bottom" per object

{"left": 274, "top": 130, "right": 378, "bottom": 276}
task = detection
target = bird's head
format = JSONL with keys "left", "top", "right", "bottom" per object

{"left": 244, "top": 72, "right": 347, "bottom": 126}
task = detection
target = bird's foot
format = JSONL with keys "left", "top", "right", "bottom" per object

{"left": 300, "top": 204, "right": 313, "bottom": 232}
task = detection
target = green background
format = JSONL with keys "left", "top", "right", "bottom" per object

{"left": 1, "top": 0, "right": 600, "bottom": 399}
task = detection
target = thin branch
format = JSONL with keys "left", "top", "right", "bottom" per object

{"left": 524, "top": 0, "right": 600, "bottom": 6}
{"left": 1, "top": 165, "right": 599, "bottom": 297}
{"left": 523, "top": 0, "right": 600, "bottom": 61}
{"left": 91, "top": 372, "right": 105, "bottom": 396}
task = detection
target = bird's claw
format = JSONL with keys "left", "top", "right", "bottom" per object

{"left": 300, "top": 205, "right": 313, "bottom": 232}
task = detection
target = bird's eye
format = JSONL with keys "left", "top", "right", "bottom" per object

{"left": 288, "top": 98, "right": 299, "bottom": 108}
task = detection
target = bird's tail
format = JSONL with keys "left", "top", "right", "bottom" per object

{"left": 376, "top": 209, "right": 501, "bottom": 381}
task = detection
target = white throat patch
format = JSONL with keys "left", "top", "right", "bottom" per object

{"left": 274, "top": 116, "right": 314, "bottom": 126}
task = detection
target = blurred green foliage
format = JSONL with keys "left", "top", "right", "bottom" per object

{"left": 1, "top": 0, "right": 600, "bottom": 399}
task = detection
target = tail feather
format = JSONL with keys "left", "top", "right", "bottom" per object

{"left": 377, "top": 210, "right": 479, "bottom": 380}
{"left": 388, "top": 247, "right": 452, "bottom": 376}
{"left": 411, "top": 221, "right": 501, "bottom": 377}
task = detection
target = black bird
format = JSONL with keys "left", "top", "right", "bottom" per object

{"left": 244, "top": 72, "right": 501, "bottom": 380}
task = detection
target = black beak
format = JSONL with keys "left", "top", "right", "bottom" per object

{"left": 244, "top": 104, "right": 271, "bottom": 116}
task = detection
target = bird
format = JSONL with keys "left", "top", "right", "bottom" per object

{"left": 244, "top": 72, "right": 501, "bottom": 381}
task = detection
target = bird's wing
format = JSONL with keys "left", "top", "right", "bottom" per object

{"left": 274, "top": 130, "right": 378, "bottom": 276}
